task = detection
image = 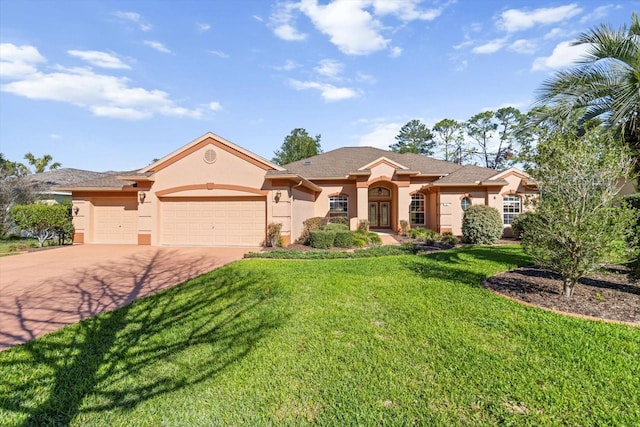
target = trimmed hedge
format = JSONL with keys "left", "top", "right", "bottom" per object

{"left": 299, "top": 217, "right": 327, "bottom": 245}
{"left": 510, "top": 212, "right": 534, "bottom": 239}
{"left": 462, "top": 205, "right": 503, "bottom": 245}
{"left": 334, "top": 231, "right": 354, "bottom": 248}
{"left": 310, "top": 230, "right": 335, "bottom": 249}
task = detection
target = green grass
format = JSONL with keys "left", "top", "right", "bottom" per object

{"left": 1, "top": 245, "right": 638, "bottom": 425}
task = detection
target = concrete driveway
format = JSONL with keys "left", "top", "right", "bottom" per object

{"left": 0, "top": 245, "right": 253, "bottom": 351}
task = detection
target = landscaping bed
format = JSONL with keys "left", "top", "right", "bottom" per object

{"left": 483, "top": 265, "right": 639, "bottom": 324}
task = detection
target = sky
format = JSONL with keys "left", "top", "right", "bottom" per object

{"left": 0, "top": 0, "right": 637, "bottom": 172}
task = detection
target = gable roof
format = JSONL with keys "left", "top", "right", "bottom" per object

{"left": 58, "top": 171, "right": 140, "bottom": 190}
{"left": 270, "top": 147, "right": 460, "bottom": 179}
{"left": 433, "top": 165, "right": 504, "bottom": 185}
{"left": 141, "top": 132, "right": 284, "bottom": 173}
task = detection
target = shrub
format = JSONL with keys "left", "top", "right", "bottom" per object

{"left": 322, "top": 223, "right": 349, "bottom": 232}
{"left": 328, "top": 216, "right": 349, "bottom": 227}
{"left": 510, "top": 212, "right": 533, "bottom": 239}
{"left": 399, "top": 220, "right": 409, "bottom": 236}
{"left": 298, "top": 217, "right": 327, "bottom": 245}
{"left": 310, "top": 230, "right": 335, "bottom": 249}
{"left": 352, "top": 231, "right": 369, "bottom": 247}
{"left": 462, "top": 205, "right": 503, "bottom": 245}
{"left": 407, "top": 227, "right": 427, "bottom": 239}
{"left": 440, "top": 232, "right": 459, "bottom": 245}
{"left": 266, "top": 222, "right": 283, "bottom": 247}
{"left": 12, "top": 203, "right": 70, "bottom": 247}
{"left": 368, "top": 232, "right": 382, "bottom": 246}
{"left": 334, "top": 231, "right": 354, "bottom": 248}
{"left": 358, "top": 220, "right": 370, "bottom": 232}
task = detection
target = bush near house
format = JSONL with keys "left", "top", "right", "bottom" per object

{"left": 510, "top": 212, "right": 534, "bottom": 239}
{"left": 462, "top": 205, "right": 503, "bottom": 245}
{"left": 298, "top": 217, "right": 328, "bottom": 245}
{"left": 266, "top": 222, "right": 283, "bottom": 248}
{"left": 310, "top": 230, "right": 336, "bottom": 249}
{"left": 334, "top": 231, "right": 354, "bottom": 248}
{"left": 11, "top": 203, "right": 71, "bottom": 247}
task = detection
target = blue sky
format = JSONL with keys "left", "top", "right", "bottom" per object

{"left": 0, "top": 0, "right": 637, "bottom": 171}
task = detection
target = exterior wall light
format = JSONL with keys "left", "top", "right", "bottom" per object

{"left": 73, "top": 206, "right": 79, "bottom": 216}
{"left": 139, "top": 192, "right": 146, "bottom": 203}
{"left": 274, "top": 191, "right": 282, "bottom": 202}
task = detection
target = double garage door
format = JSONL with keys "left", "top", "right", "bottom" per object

{"left": 160, "top": 199, "right": 265, "bottom": 247}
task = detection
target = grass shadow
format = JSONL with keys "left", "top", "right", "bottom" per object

{"left": 0, "top": 257, "right": 285, "bottom": 425}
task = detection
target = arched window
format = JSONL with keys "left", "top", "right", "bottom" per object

{"left": 410, "top": 193, "right": 425, "bottom": 226}
{"left": 503, "top": 194, "right": 521, "bottom": 225}
{"left": 461, "top": 197, "right": 472, "bottom": 211}
{"left": 329, "top": 195, "right": 348, "bottom": 218}
{"left": 368, "top": 187, "right": 391, "bottom": 198}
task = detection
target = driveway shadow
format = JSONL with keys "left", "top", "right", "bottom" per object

{"left": 0, "top": 256, "right": 284, "bottom": 425}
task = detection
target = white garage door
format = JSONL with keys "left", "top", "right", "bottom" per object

{"left": 160, "top": 199, "right": 265, "bottom": 247}
{"left": 92, "top": 197, "right": 138, "bottom": 244}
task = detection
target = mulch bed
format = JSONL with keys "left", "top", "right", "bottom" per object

{"left": 483, "top": 266, "right": 640, "bottom": 325}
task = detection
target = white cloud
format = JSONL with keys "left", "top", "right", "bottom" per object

{"left": 289, "top": 79, "right": 359, "bottom": 101}
{"left": 270, "top": 2, "right": 307, "bottom": 41}
{"left": 357, "top": 122, "right": 401, "bottom": 149}
{"left": 49, "top": 133, "right": 61, "bottom": 139}
{"left": 274, "top": 59, "right": 299, "bottom": 71}
{"left": 544, "top": 27, "right": 567, "bottom": 40}
{"left": 371, "top": 0, "right": 443, "bottom": 21}
{"left": 197, "top": 23, "right": 211, "bottom": 33}
{"left": 389, "top": 46, "right": 402, "bottom": 58}
{"left": 356, "top": 72, "right": 376, "bottom": 84}
{"left": 498, "top": 4, "right": 582, "bottom": 33}
{"left": 314, "top": 59, "right": 343, "bottom": 79}
{"left": 207, "top": 50, "right": 230, "bottom": 59}
{"left": 253, "top": 15, "right": 264, "bottom": 22}
{"left": 67, "top": 50, "right": 130, "bottom": 69}
{"left": 509, "top": 39, "right": 537, "bottom": 55}
{"left": 143, "top": 40, "right": 171, "bottom": 54}
{"left": 0, "top": 43, "right": 46, "bottom": 78}
{"left": 299, "top": 0, "right": 389, "bottom": 55}
{"left": 208, "top": 101, "right": 223, "bottom": 111}
{"left": 580, "top": 5, "right": 618, "bottom": 23}
{"left": 531, "top": 40, "right": 589, "bottom": 72}
{"left": 113, "top": 11, "right": 152, "bottom": 31}
{"left": 472, "top": 38, "right": 507, "bottom": 54}
{"left": 1, "top": 45, "right": 204, "bottom": 120}
{"left": 455, "top": 59, "right": 468, "bottom": 72}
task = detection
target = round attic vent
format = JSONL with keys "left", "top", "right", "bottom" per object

{"left": 204, "top": 149, "right": 217, "bottom": 164}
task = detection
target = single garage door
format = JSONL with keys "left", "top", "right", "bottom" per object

{"left": 92, "top": 197, "right": 138, "bottom": 244}
{"left": 160, "top": 199, "right": 265, "bottom": 246}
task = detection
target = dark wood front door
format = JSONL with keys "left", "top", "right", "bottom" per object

{"left": 368, "top": 201, "right": 390, "bottom": 228}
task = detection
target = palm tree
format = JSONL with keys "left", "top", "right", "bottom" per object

{"left": 24, "top": 153, "right": 61, "bottom": 173}
{"left": 535, "top": 13, "right": 640, "bottom": 159}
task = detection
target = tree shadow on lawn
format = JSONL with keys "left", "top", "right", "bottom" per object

{"left": 0, "top": 255, "right": 285, "bottom": 426}
{"left": 403, "top": 245, "right": 532, "bottom": 286}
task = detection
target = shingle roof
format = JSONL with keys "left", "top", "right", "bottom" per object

{"left": 433, "top": 165, "right": 500, "bottom": 184}
{"left": 61, "top": 170, "right": 141, "bottom": 189}
{"left": 24, "top": 168, "right": 108, "bottom": 191}
{"left": 269, "top": 147, "right": 460, "bottom": 178}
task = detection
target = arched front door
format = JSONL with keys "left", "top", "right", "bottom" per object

{"left": 368, "top": 186, "right": 391, "bottom": 228}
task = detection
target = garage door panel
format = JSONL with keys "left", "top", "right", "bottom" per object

{"left": 92, "top": 198, "right": 138, "bottom": 244}
{"left": 160, "top": 199, "right": 265, "bottom": 246}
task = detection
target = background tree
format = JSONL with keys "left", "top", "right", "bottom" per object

{"left": 465, "top": 111, "right": 498, "bottom": 168}
{"left": 535, "top": 12, "right": 640, "bottom": 169}
{"left": 272, "top": 128, "right": 322, "bottom": 165}
{"left": 12, "top": 203, "right": 70, "bottom": 247}
{"left": 0, "top": 153, "right": 33, "bottom": 237}
{"left": 389, "top": 119, "right": 435, "bottom": 155}
{"left": 493, "top": 107, "right": 525, "bottom": 169}
{"left": 522, "top": 124, "right": 636, "bottom": 298}
{"left": 432, "top": 119, "right": 469, "bottom": 164}
{"left": 24, "top": 152, "right": 61, "bottom": 173}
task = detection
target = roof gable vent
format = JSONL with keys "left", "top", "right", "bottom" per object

{"left": 303, "top": 160, "right": 312, "bottom": 165}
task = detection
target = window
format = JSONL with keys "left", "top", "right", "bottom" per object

{"left": 410, "top": 193, "right": 425, "bottom": 226}
{"left": 503, "top": 195, "right": 521, "bottom": 225}
{"left": 329, "top": 195, "right": 348, "bottom": 218}
{"left": 461, "top": 197, "right": 472, "bottom": 211}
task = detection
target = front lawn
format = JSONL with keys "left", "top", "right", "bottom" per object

{"left": 0, "top": 246, "right": 638, "bottom": 425}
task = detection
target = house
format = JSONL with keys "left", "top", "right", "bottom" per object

{"left": 62, "top": 132, "right": 537, "bottom": 247}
